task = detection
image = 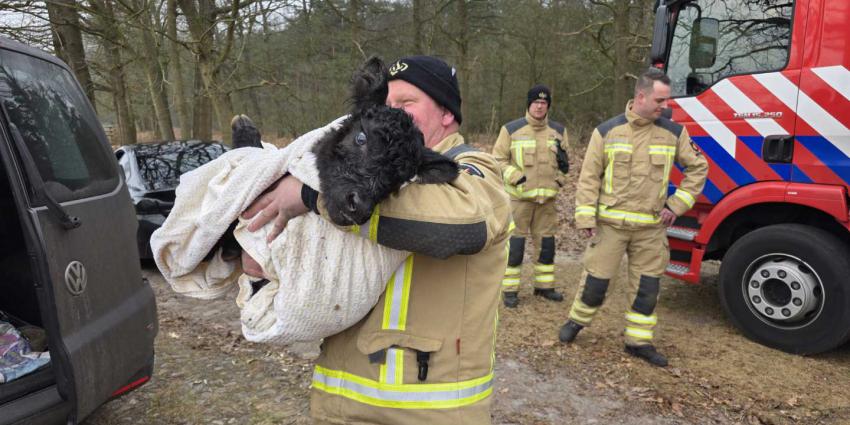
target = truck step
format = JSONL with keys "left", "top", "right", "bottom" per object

{"left": 666, "top": 262, "right": 690, "bottom": 276}
{"left": 667, "top": 226, "right": 698, "bottom": 241}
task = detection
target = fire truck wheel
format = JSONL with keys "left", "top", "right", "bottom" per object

{"left": 719, "top": 223, "right": 850, "bottom": 355}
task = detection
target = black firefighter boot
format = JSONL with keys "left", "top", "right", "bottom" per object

{"left": 503, "top": 292, "right": 519, "bottom": 308}
{"left": 533, "top": 288, "right": 564, "bottom": 302}
{"left": 625, "top": 344, "right": 668, "bottom": 367}
{"left": 558, "top": 320, "right": 584, "bottom": 343}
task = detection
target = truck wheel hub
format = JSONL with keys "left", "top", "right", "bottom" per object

{"left": 746, "top": 256, "right": 820, "bottom": 323}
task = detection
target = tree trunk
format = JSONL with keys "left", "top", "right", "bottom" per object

{"left": 350, "top": 0, "right": 362, "bottom": 62}
{"left": 177, "top": 0, "right": 237, "bottom": 143}
{"left": 167, "top": 0, "right": 192, "bottom": 138}
{"left": 412, "top": 0, "right": 423, "bottom": 54}
{"left": 612, "top": 0, "right": 631, "bottom": 115}
{"left": 454, "top": 0, "right": 469, "bottom": 126}
{"left": 132, "top": 0, "right": 176, "bottom": 141}
{"left": 192, "top": 63, "right": 213, "bottom": 140}
{"left": 88, "top": 0, "right": 136, "bottom": 144}
{"left": 46, "top": 0, "right": 96, "bottom": 110}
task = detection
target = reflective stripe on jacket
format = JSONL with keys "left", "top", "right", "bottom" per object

{"left": 574, "top": 102, "right": 708, "bottom": 229}
{"left": 311, "top": 133, "right": 512, "bottom": 424}
{"left": 492, "top": 112, "right": 569, "bottom": 203}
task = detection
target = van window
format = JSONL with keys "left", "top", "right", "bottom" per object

{"left": 0, "top": 49, "right": 118, "bottom": 202}
{"left": 666, "top": 0, "right": 794, "bottom": 97}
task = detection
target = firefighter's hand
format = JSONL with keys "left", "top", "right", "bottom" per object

{"left": 580, "top": 228, "right": 596, "bottom": 238}
{"left": 516, "top": 175, "right": 527, "bottom": 185}
{"left": 660, "top": 208, "right": 677, "bottom": 227}
{"left": 243, "top": 175, "right": 309, "bottom": 242}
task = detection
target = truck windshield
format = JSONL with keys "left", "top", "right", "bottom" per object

{"left": 666, "top": 0, "right": 794, "bottom": 97}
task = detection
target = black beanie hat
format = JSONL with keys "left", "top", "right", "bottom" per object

{"left": 527, "top": 84, "right": 551, "bottom": 109}
{"left": 388, "top": 55, "right": 463, "bottom": 124}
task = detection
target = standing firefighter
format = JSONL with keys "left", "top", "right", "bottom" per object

{"left": 243, "top": 56, "right": 512, "bottom": 424}
{"left": 492, "top": 84, "right": 570, "bottom": 308}
{"left": 558, "top": 69, "right": 708, "bottom": 366}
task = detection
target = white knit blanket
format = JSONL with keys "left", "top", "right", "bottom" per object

{"left": 150, "top": 118, "right": 409, "bottom": 345}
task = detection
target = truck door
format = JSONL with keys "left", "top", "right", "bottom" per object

{"left": 791, "top": 1, "right": 850, "bottom": 186}
{"left": 664, "top": 0, "right": 804, "bottom": 203}
{"left": 0, "top": 45, "right": 157, "bottom": 420}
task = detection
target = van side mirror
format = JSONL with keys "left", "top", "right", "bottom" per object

{"left": 689, "top": 17, "right": 719, "bottom": 69}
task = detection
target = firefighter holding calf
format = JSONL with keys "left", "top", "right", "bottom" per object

{"left": 558, "top": 68, "right": 708, "bottom": 367}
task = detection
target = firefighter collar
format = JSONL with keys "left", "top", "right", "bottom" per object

{"left": 625, "top": 100, "right": 653, "bottom": 127}
{"left": 525, "top": 111, "right": 548, "bottom": 130}
{"left": 431, "top": 132, "right": 464, "bottom": 155}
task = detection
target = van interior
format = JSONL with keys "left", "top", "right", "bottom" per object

{"left": 0, "top": 162, "right": 55, "bottom": 405}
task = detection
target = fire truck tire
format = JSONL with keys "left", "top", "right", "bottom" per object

{"left": 719, "top": 224, "right": 850, "bottom": 355}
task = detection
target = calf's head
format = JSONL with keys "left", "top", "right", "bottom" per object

{"left": 314, "top": 57, "right": 459, "bottom": 226}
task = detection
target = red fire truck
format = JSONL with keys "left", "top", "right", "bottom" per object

{"left": 650, "top": 0, "right": 850, "bottom": 354}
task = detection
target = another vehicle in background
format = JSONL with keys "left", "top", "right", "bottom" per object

{"left": 115, "top": 141, "right": 228, "bottom": 259}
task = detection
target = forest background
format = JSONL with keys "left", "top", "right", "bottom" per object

{"left": 0, "top": 0, "right": 656, "bottom": 146}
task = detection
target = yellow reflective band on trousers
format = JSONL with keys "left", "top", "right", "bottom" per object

{"left": 534, "top": 264, "right": 554, "bottom": 273}
{"left": 569, "top": 301, "right": 598, "bottom": 325}
{"left": 501, "top": 277, "right": 520, "bottom": 288}
{"left": 625, "top": 312, "right": 657, "bottom": 326}
{"left": 603, "top": 144, "right": 633, "bottom": 194}
{"left": 649, "top": 146, "right": 675, "bottom": 198}
{"left": 624, "top": 327, "right": 654, "bottom": 341}
{"left": 598, "top": 206, "right": 661, "bottom": 225}
{"left": 382, "top": 256, "right": 414, "bottom": 330}
{"left": 534, "top": 263, "right": 554, "bottom": 283}
{"left": 673, "top": 188, "right": 696, "bottom": 208}
{"left": 312, "top": 366, "right": 494, "bottom": 409}
{"left": 503, "top": 265, "right": 521, "bottom": 287}
{"left": 379, "top": 348, "right": 405, "bottom": 385}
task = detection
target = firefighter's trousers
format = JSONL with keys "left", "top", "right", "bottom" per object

{"left": 502, "top": 199, "right": 558, "bottom": 293}
{"left": 567, "top": 223, "right": 669, "bottom": 346}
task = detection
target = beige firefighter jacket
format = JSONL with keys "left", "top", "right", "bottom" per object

{"left": 492, "top": 112, "right": 569, "bottom": 204}
{"left": 575, "top": 102, "right": 708, "bottom": 229}
{"left": 310, "top": 133, "right": 513, "bottom": 424}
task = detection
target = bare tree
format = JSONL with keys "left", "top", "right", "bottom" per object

{"left": 87, "top": 0, "right": 137, "bottom": 144}
{"left": 46, "top": 0, "right": 97, "bottom": 109}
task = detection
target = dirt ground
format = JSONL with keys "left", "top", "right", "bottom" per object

{"left": 82, "top": 257, "right": 850, "bottom": 425}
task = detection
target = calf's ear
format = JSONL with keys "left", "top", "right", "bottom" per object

{"left": 350, "top": 56, "right": 388, "bottom": 111}
{"left": 416, "top": 149, "right": 459, "bottom": 184}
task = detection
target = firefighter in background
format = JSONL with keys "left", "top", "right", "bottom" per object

{"left": 492, "top": 85, "right": 570, "bottom": 308}
{"left": 558, "top": 68, "right": 708, "bottom": 366}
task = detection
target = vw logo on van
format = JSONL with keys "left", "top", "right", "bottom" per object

{"left": 65, "top": 261, "right": 87, "bottom": 295}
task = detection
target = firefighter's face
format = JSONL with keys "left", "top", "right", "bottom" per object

{"left": 387, "top": 79, "right": 457, "bottom": 148}
{"left": 528, "top": 99, "right": 549, "bottom": 120}
{"left": 635, "top": 81, "right": 671, "bottom": 120}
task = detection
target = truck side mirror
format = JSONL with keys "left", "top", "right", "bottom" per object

{"left": 649, "top": 4, "right": 669, "bottom": 65}
{"left": 689, "top": 17, "right": 719, "bottom": 69}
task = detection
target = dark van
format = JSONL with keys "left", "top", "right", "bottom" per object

{"left": 0, "top": 38, "right": 157, "bottom": 423}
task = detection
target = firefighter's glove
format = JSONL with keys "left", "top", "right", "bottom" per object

{"left": 516, "top": 175, "right": 527, "bottom": 185}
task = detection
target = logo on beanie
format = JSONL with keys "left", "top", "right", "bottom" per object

{"left": 389, "top": 61, "right": 408, "bottom": 76}
{"left": 538, "top": 92, "right": 548, "bottom": 99}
